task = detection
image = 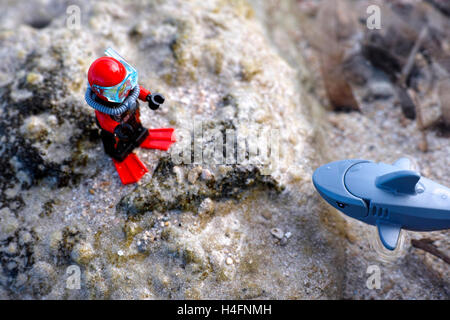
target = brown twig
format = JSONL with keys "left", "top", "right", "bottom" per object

{"left": 399, "top": 27, "right": 428, "bottom": 86}
{"left": 409, "top": 89, "right": 429, "bottom": 152}
{"left": 411, "top": 238, "right": 450, "bottom": 265}
{"left": 396, "top": 27, "right": 430, "bottom": 152}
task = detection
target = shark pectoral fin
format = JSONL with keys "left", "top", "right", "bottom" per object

{"left": 375, "top": 170, "right": 420, "bottom": 194}
{"left": 377, "top": 221, "right": 401, "bottom": 251}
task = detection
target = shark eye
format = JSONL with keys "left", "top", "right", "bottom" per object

{"left": 336, "top": 202, "right": 346, "bottom": 208}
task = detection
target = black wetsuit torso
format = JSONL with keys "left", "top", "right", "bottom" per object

{"left": 95, "top": 96, "right": 149, "bottom": 162}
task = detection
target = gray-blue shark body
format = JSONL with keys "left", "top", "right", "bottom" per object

{"left": 312, "top": 158, "right": 450, "bottom": 250}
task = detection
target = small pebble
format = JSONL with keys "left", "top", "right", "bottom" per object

{"left": 89, "top": 189, "right": 95, "bottom": 195}
{"left": 71, "top": 242, "right": 95, "bottom": 264}
{"left": 7, "top": 242, "right": 17, "bottom": 254}
{"left": 19, "top": 231, "right": 32, "bottom": 245}
{"left": 173, "top": 166, "right": 185, "bottom": 184}
{"left": 261, "top": 210, "right": 272, "bottom": 220}
{"left": 100, "top": 181, "right": 110, "bottom": 188}
{"left": 225, "top": 257, "right": 233, "bottom": 265}
{"left": 270, "top": 228, "right": 284, "bottom": 240}
{"left": 188, "top": 166, "right": 202, "bottom": 184}
{"left": 200, "top": 169, "right": 213, "bottom": 181}
{"left": 198, "top": 198, "right": 215, "bottom": 216}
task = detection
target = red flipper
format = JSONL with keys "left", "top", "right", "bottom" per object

{"left": 140, "top": 128, "right": 176, "bottom": 151}
{"left": 113, "top": 153, "right": 148, "bottom": 185}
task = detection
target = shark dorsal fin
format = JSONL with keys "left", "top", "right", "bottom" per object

{"left": 377, "top": 221, "right": 401, "bottom": 250}
{"left": 375, "top": 170, "right": 420, "bottom": 194}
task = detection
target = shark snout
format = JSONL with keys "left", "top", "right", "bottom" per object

{"left": 313, "top": 160, "right": 370, "bottom": 219}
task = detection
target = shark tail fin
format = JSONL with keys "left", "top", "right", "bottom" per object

{"left": 393, "top": 158, "right": 412, "bottom": 170}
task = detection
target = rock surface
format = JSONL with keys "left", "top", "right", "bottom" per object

{"left": 0, "top": 0, "right": 448, "bottom": 299}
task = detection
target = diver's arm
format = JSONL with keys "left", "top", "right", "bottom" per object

{"left": 138, "top": 86, "right": 151, "bottom": 101}
{"left": 138, "top": 85, "right": 165, "bottom": 110}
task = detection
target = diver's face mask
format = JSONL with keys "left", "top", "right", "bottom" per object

{"left": 91, "top": 48, "right": 138, "bottom": 103}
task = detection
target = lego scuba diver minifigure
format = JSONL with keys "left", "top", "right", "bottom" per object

{"left": 85, "top": 48, "right": 175, "bottom": 184}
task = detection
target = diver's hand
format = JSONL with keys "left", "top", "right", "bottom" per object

{"left": 146, "top": 93, "right": 165, "bottom": 110}
{"left": 114, "top": 123, "right": 133, "bottom": 141}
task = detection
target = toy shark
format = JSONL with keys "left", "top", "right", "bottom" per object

{"left": 312, "top": 158, "right": 450, "bottom": 250}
